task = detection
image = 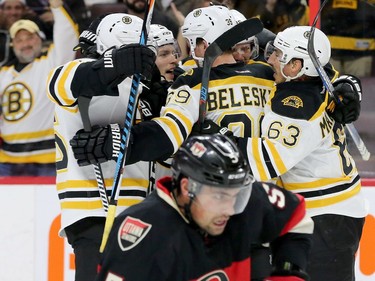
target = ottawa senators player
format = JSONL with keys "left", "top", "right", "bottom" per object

{"left": 95, "top": 134, "right": 313, "bottom": 281}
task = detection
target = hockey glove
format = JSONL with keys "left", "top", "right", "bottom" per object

{"left": 92, "top": 44, "right": 156, "bottom": 89}
{"left": 191, "top": 119, "right": 237, "bottom": 143}
{"left": 328, "top": 75, "right": 362, "bottom": 124}
{"left": 73, "top": 15, "right": 105, "bottom": 58}
{"left": 70, "top": 124, "right": 122, "bottom": 167}
{"left": 139, "top": 81, "right": 170, "bottom": 120}
{"left": 140, "top": 69, "right": 172, "bottom": 120}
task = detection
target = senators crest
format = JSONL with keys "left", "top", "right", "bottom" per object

{"left": 117, "top": 217, "right": 152, "bottom": 251}
{"left": 190, "top": 141, "right": 207, "bottom": 158}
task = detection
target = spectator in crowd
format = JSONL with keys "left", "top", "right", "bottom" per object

{"left": 0, "top": 0, "right": 78, "bottom": 176}
{"left": 0, "top": 0, "right": 54, "bottom": 39}
{"left": 84, "top": 0, "right": 117, "bottom": 6}
{"left": 0, "top": 0, "right": 54, "bottom": 65}
{"left": 26, "top": 0, "right": 91, "bottom": 32}
{"left": 155, "top": 0, "right": 205, "bottom": 29}
{"left": 233, "top": 0, "right": 264, "bottom": 19}
{"left": 257, "top": 0, "right": 309, "bottom": 34}
{"left": 123, "top": 0, "right": 179, "bottom": 38}
{"left": 155, "top": 0, "right": 201, "bottom": 16}
{"left": 321, "top": 0, "right": 375, "bottom": 77}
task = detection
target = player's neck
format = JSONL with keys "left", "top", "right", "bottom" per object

{"left": 212, "top": 53, "right": 236, "bottom": 67}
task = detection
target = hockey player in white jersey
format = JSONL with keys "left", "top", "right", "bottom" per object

{"left": 0, "top": 0, "right": 78, "bottom": 176}
{"left": 239, "top": 26, "right": 367, "bottom": 281}
{"left": 46, "top": 13, "right": 156, "bottom": 281}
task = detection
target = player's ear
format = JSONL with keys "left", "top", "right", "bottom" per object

{"left": 180, "top": 178, "right": 190, "bottom": 197}
{"left": 292, "top": 59, "right": 302, "bottom": 70}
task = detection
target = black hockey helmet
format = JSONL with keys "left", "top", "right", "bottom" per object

{"left": 172, "top": 134, "right": 253, "bottom": 188}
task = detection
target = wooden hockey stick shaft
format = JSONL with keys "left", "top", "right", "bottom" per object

{"left": 308, "top": 0, "right": 370, "bottom": 161}
{"left": 78, "top": 96, "right": 109, "bottom": 211}
{"left": 99, "top": 0, "right": 155, "bottom": 253}
{"left": 199, "top": 18, "right": 263, "bottom": 128}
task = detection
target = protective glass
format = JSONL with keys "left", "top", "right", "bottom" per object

{"left": 188, "top": 177, "right": 253, "bottom": 215}
{"left": 264, "top": 40, "right": 287, "bottom": 64}
{"left": 157, "top": 40, "right": 181, "bottom": 59}
{"left": 232, "top": 37, "right": 259, "bottom": 61}
{"left": 264, "top": 40, "right": 276, "bottom": 62}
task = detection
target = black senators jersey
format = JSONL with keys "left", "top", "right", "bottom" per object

{"left": 96, "top": 177, "right": 313, "bottom": 281}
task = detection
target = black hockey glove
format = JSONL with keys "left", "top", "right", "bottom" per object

{"left": 139, "top": 80, "right": 171, "bottom": 120}
{"left": 73, "top": 15, "right": 105, "bottom": 58}
{"left": 69, "top": 124, "right": 122, "bottom": 167}
{"left": 92, "top": 44, "right": 156, "bottom": 89}
{"left": 191, "top": 119, "right": 237, "bottom": 143}
{"left": 139, "top": 65, "right": 171, "bottom": 120}
{"left": 327, "top": 75, "right": 362, "bottom": 124}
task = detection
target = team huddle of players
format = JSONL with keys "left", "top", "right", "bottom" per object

{"left": 44, "top": 4, "right": 367, "bottom": 281}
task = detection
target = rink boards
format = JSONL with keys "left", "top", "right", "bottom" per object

{"left": 0, "top": 177, "right": 374, "bottom": 281}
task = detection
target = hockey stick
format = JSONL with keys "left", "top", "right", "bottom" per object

{"left": 77, "top": 96, "right": 109, "bottom": 211}
{"left": 308, "top": 0, "right": 371, "bottom": 161}
{"left": 99, "top": 0, "right": 155, "bottom": 253}
{"left": 199, "top": 18, "right": 263, "bottom": 127}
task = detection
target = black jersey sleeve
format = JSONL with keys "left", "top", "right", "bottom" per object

{"left": 71, "top": 60, "right": 119, "bottom": 98}
{"left": 249, "top": 182, "right": 314, "bottom": 271}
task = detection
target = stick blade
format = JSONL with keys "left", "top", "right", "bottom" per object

{"left": 205, "top": 17, "right": 264, "bottom": 59}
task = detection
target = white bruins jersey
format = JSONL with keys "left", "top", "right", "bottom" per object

{"left": 126, "top": 61, "right": 274, "bottom": 173}
{"left": 155, "top": 62, "right": 275, "bottom": 152}
{"left": 0, "top": 7, "right": 78, "bottom": 164}
{"left": 47, "top": 59, "right": 152, "bottom": 236}
{"left": 242, "top": 80, "right": 368, "bottom": 218}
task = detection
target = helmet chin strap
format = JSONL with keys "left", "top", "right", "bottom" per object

{"left": 191, "top": 50, "right": 204, "bottom": 67}
{"left": 173, "top": 189, "right": 196, "bottom": 224}
{"left": 183, "top": 196, "right": 209, "bottom": 237}
{"left": 280, "top": 62, "right": 304, "bottom": 82}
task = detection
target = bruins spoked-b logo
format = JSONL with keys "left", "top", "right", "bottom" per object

{"left": 193, "top": 9, "right": 202, "bottom": 17}
{"left": 303, "top": 30, "right": 311, "bottom": 39}
{"left": 117, "top": 217, "right": 152, "bottom": 251}
{"left": 122, "top": 15, "right": 132, "bottom": 24}
{"left": 1, "top": 82, "right": 33, "bottom": 122}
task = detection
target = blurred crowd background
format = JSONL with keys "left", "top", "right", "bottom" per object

{"left": 1, "top": 0, "right": 374, "bottom": 177}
